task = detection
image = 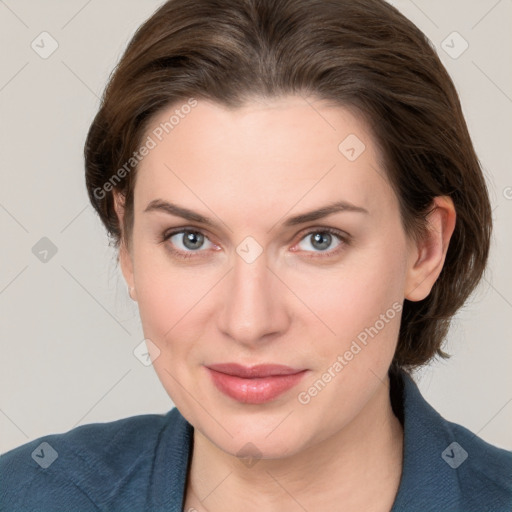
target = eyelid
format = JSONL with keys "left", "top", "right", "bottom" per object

{"left": 290, "top": 226, "right": 351, "bottom": 256}
{"left": 161, "top": 225, "right": 351, "bottom": 258}
{"left": 296, "top": 225, "right": 351, "bottom": 242}
{"left": 160, "top": 226, "right": 219, "bottom": 256}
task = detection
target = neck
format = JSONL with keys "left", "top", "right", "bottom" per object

{"left": 184, "top": 374, "right": 404, "bottom": 512}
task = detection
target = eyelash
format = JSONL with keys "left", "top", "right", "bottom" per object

{"left": 159, "top": 227, "right": 351, "bottom": 261}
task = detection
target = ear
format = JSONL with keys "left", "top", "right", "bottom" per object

{"left": 113, "top": 191, "right": 137, "bottom": 301}
{"left": 404, "top": 196, "right": 456, "bottom": 302}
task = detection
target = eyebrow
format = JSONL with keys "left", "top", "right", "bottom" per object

{"left": 143, "top": 199, "right": 368, "bottom": 227}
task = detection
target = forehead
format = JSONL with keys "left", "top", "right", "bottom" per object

{"left": 134, "top": 96, "right": 393, "bottom": 220}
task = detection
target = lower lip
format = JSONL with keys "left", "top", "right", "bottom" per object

{"left": 206, "top": 368, "right": 308, "bottom": 404}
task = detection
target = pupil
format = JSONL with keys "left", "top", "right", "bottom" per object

{"left": 184, "top": 231, "right": 203, "bottom": 250}
{"left": 312, "top": 232, "right": 331, "bottom": 251}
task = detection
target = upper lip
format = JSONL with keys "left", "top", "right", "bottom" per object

{"left": 206, "top": 363, "right": 305, "bottom": 378}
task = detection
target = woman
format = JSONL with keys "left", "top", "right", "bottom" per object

{"left": 1, "top": 0, "right": 511, "bottom": 510}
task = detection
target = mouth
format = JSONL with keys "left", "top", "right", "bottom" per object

{"left": 205, "top": 363, "right": 308, "bottom": 404}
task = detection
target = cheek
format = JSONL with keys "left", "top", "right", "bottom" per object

{"left": 131, "top": 245, "right": 188, "bottom": 346}
{"left": 131, "top": 245, "right": 224, "bottom": 396}
{"left": 289, "top": 245, "right": 406, "bottom": 436}
{"left": 291, "top": 236, "right": 407, "bottom": 353}
{"left": 132, "top": 255, "right": 207, "bottom": 409}
{"left": 135, "top": 271, "right": 205, "bottom": 347}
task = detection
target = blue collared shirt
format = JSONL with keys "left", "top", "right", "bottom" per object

{"left": 1, "top": 371, "right": 511, "bottom": 511}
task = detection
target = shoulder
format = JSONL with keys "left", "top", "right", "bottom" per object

{"left": 0, "top": 408, "right": 189, "bottom": 512}
{"left": 392, "top": 371, "right": 512, "bottom": 512}
{"left": 443, "top": 416, "right": 512, "bottom": 509}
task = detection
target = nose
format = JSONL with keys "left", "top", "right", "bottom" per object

{"left": 216, "top": 250, "right": 290, "bottom": 347}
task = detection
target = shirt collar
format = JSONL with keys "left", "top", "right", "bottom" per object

{"left": 391, "top": 370, "right": 463, "bottom": 511}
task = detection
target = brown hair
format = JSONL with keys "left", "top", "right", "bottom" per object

{"left": 84, "top": 0, "right": 492, "bottom": 371}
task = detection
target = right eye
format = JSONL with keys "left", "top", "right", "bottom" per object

{"left": 161, "top": 229, "right": 219, "bottom": 259}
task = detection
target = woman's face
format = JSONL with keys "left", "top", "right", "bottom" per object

{"left": 118, "top": 96, "right": 426, "bottom": 458}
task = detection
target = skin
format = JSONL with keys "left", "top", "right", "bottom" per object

{"left": 114, "top": 96, "right": 456, "bottom": 511}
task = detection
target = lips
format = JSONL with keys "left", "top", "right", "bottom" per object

{"left": 206, "top": 363, "right": 308, "bottom": 404}
{"left": 207, "top": 363, "right": 304, "bottom": 378}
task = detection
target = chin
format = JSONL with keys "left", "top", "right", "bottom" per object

{"left": 218, "top": 429, "right": 308, "bottom": 461}
{"left": 197, "top": 409, "right": 318, "bottom": 460}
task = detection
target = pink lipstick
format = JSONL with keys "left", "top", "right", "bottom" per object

{"left": 206, "top": 363, "right": 308, "bottom": 404}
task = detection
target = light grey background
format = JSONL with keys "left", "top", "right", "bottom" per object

{"left": 1, "top": 0, "right": 511, "bottom": 454}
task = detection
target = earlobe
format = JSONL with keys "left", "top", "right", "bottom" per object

{"left": 128, "top": 286, "right": 137, "bottom": 301}
{"left": 404, "top": 196, "right": 456, "bottom": 302}
{"left": 119, "top": 242, "right": 137, "bottom": 301}
{"left": 113, "top": 191, "right": 137, "bottom": 302}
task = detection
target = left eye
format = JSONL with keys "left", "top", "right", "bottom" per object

{"left": 295, "top": 229, "right": 343, "bottom": 253}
